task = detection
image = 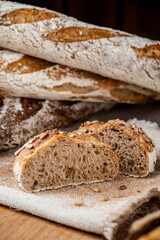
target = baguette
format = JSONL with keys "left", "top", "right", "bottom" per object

{"left": 77, "top": 119, "right": 157, "bottom": 177}
{"left": 0, "top": 97, "right": 110, "bottom": 151}
{"left": 13, "top": 130, "right": 119, "bottom": 192}
{"left": 0, "top": 1, "right": 159, "bottom": 92}
{"left": 0, "top": 49, "right": 159, "bottom": 103}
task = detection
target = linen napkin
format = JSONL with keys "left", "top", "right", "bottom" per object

{"left": 0, "top": 103, "right": 160, "bottom": 240}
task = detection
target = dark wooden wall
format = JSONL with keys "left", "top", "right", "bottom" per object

{"left": 17, "top": 0, "right": 160, "bottom": 40}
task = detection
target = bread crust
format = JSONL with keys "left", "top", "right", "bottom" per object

{"left": 78, "top": 119, "right": 156, "bottom": 177}
{"left": 0, "top": 1, "right": 159, "bottom": 93}
{"left": 0, "top": 49, "right": 159, "bottom": 103}
{"left": 0, "top": 97, "right": 109, "bottom": 151}
{"left": 13, "top": 130, "right": 119, "bottom": 192}
{"left": 14, "top": 130, "right": 65, "bottom": 164}
{"left": 80, "top": 119, "right": 155, "bottom": 153}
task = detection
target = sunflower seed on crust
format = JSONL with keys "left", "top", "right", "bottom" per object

{"left": 74, "top": 201, "right": 84, "bottom": 206}
{"left": 40, "top": 131, "right": 49, "bottom": 140}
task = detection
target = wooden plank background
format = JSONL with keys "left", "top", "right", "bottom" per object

{"left": 16, "top": 0, "right": 160, "bottom": 40}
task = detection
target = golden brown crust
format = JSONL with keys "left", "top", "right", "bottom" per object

{"left": 5, "top": 55, "right": 53, "bottom": 74}
{"left": 42, "top": 27, "right": 129, "bottom": 43}
{"left": 132, "top": 44, "right": 160, "bottom": 59}
{"left": 110, "top": 88, "right": 154, "bottom": 104}
{"left": 79, "top": 119, "right": 156, "bottom": 177}
{"left": 0, "top": 9, "right": 59, "bottom": 26}
{"left": 80, "top": 120, "right": 104, "bottom": 132}
{"left": 15, "top": 130, "right": 103, "bottom": 159}
{"left": 105, "top": 119, "right": 155, "bottom": 153}
{"left": 14, "top": 130, "right": 119, "bottom": 192}
{"left": 15, "top": 129, "right": 65, "bottom": 159}
{"left": 42, "top": 83, "right": 95, "bottom": 94}
{"left": 68, "top": 131, "right": 107, "bottom": 146}
{"left": 0, "top": 51, "right": 157, "bottom": 103}
{"left": 0, "top": 7, "right": 158, "bottom": 62}
{"left": 46, "top": 65, "right": 114, "bottom": 82}
{"left": 14, "top": 130, "right": 119, "bottom": 178}
{"left": 80, "top": 119, "right": 155, "bottom": 153}
{"left": 14, "top": 131, "right": 67, "bottom": 173}
{"left": 0, "top": 1, "right": 159, "bottom": 99}
{"left": 41, "top": 81, "right": 155, "bottom": 103}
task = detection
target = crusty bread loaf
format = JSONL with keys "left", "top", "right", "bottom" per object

{"left": 0, "top": 1, "right": 159, "bottom": 93}
{"left": 13, "top": 130, "right": 119, "bottom": 192}
{"left": 77, "top": 119, "right": 157, "bottom": 177}
{"left": 0, "top": 97, "right": 111, "bottom": 151}
{"left": 0, "top": 49, "right": 159, "bottom": 103}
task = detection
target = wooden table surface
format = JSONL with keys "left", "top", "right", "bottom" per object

{"left": 1, "top": 204, "right": 160, "bottom": 240}
{"left": 0, "top": 205, "right": 104, "bottom": 240}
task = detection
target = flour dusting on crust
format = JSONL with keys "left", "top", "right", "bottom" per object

{"left": 0, "top": 1, "right": 159, "bottom": 93}
{"left": 0, "top": 49, "right": 159, "bottom": 103}
{"left": 0, "top": 97, "right": 112, "bottom": 150}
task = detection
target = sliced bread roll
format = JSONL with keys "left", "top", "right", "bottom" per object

{"left": 78, "top": 119, "right": 156, "bottom": 177}
{"left": 13, "top": 129, "right": 119, "bottom": 192}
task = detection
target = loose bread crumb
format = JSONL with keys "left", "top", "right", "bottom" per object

{"left": 119, "top": 185, "right": 127, "bottom": 190}
{"left": 92, "top": 188, "right": 100, "bottom": 193}
{"left": 102, "top": 197, "right": 109, "bottom": 201}
{"left": 74, "top": 201, "right": 84, "bottom": 206}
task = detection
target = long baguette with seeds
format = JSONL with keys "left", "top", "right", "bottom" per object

{"left": 0, "top": 1, "right": 159, "bottom": 92}
{"left": 0, "top": 49, "right": 159, "bottom": 103}
{"left": 13, "top": 130, "right": 119, "bottom": 192}
{"left": 77, "top": 119, "right": 157, "bottom": 177}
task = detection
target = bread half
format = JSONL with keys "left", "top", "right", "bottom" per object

{"left": 78, "top": 119, "right": 156, "bottom": 177}
{"left": 13, "top": 129, "right": 119, "bottom": 192}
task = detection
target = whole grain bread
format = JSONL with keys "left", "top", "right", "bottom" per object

{"left": 0, "top": 97, "right": 111, "bottom": 151}
{"left": 0, "top": 49, "right": 159, "bottom": 103}
{"left": 13, "top": 130, "right": 119, "bottom": 192}
{"left": 0, "top": 1, "right": 159, "bottom": 92}
{"left": 77, "top": 119, "right": 157, "bottom": 177}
